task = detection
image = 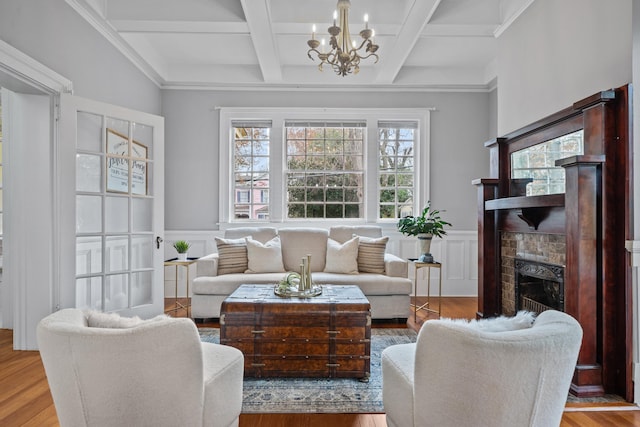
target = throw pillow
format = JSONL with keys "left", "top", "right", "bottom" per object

{"left": 215, "top": 236, "right": 248, "bottom": 275}
{"left": 86, "top": 311, "right": 170, "bottom": 328}
{"left": 245, "top": 236, "right": 286, "bottom": 273}
{"left": 324, "top": 236, "right": 359, "bottom": 274}
{"left": 356, "top": 235, "right": 388, "bottom": 274}
{"left": 439, "top": 311, "right": 536, "bottom": 332}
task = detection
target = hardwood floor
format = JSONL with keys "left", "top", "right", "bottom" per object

{"left": 0, "top": 297, "right": 638, "bottom": 427}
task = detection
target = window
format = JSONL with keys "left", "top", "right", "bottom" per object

{"left": 378, "top": 121, "right": 417, "bottom": 218}
{"left": 219, "top": 108, "right": 430, "bottom": 224}
{"left": 236, "top": 190, "right": 250, "bottom": 203}
{"left": 285, "top": 121, "right": 364, "bottom": 219}
{"left": 231, "top": 121, "right": 271, "bottom": 220}
{"left": 511, "top": 130, "right": 584, "bottom": 196}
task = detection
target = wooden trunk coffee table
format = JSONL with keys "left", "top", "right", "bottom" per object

{"left": 220, "top": 284, "right": 371, "bottom": 380}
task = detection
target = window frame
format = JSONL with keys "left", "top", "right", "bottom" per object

{"left": 218, "top": 107, "right": 431, "bottom": 226}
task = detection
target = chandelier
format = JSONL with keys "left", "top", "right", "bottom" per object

{"left": 306, "top": 0, "right": 379, "bottom": 77}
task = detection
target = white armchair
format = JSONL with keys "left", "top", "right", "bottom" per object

{"left": 382, "top": 310, "right": 582, "bottom": 427}
{"left": 37, "top": 309, "right": 244, "bottom": 427}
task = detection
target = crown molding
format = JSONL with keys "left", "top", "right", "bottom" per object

{"left": 64, "top": 0, "right": 164, "bottom": 87}
{"left": 494, "top": 0, "right": 536, "bottom": 38}
{"left": 160, "top": 81, "right": 495, "bottom": 93}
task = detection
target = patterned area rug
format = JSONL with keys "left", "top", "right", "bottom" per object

{"left": 199, "top": 328, "right": 417, "bottom": 413}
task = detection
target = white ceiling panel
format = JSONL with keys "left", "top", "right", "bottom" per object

{"left": 405, "top": 36, "right": 496, "bottom": 68}
{"left": 123, "top": 33, "right": 259, "bottom": 66}
{"left": 66, "top": 0, "right": 536, "bottom": 90}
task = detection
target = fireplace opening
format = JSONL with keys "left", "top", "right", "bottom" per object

{"left": 514, "top": 259, "right": 564, "bottom": 314}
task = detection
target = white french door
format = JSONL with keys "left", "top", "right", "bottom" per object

{"left": 59, "top": 94, "right": 164, "bottom": 318}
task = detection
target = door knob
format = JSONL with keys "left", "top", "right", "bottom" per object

{"left": 156, "top": 236, "right": 164, "bottom": 249}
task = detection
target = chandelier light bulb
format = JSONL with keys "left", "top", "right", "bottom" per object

{"left": 312, "top": 24, "right": 316, "bottom": 40}
{"left": 364, "top": 13, "right": 369, "bottom": 29}
{"left": 333, "top": 10, "right": 337, "bottom": 26}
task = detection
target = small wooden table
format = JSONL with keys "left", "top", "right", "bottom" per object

{"left": 220, "top": 284, "right": 371, "bottom": 380}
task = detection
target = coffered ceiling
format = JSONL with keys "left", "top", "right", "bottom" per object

{"left": 66, "top": 0, "right": 534, "bottom": 90}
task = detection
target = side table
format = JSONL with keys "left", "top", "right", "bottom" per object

{"left": 164, "top": 258, "right": 198, "bottom": 317}
{"left": 410, "top": 260, "right": 443, "bottom": 322}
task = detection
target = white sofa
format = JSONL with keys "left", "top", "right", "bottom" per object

{"left": 192, "top": 226, "right": 412, "bottom": 321}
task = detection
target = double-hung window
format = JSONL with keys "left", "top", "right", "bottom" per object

{"left": 231, "top": 121, "right": 271, "bottom": 220}
{"left": 378, "top": 121, "right": 417, "bottom": 218}
{"left": 285, "top": 121, "right": 365, "bottom": 219}
{"left": 220, "top": 108, "right": 430, "bottom": 224}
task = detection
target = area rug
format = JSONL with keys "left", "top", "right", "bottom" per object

{"left": 199, "top": 328, "right": 416, "bottom": 413}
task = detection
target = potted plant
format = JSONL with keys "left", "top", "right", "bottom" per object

{"left": 173, "top": 240, "right": 191, "bottom": 261}
{"left": 397, "top": 202, "right": 452, "bottom": 262}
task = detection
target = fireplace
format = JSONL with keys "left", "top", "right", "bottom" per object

{"left": 475, "top": 87, "right": 632, "bottom": 399}
{"left": 514, "top": 259, "right": 564, "bottom": 313}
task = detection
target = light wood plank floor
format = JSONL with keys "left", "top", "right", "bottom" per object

{"left": 1, "top": 297, "right": 638, "bottom": 427}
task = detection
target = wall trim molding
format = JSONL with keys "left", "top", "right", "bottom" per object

{"left": 626, "top": 240, "right": 640, "bottom": 266}
{"left": 0, "top": 39, "right": 73, "bottom": 94}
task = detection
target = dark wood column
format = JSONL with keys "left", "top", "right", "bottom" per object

{"left": 558, "top": 155, "right": 605, "bottom": 397}
{"left": 473, "top": 178, "right": 499, "bottom": 319}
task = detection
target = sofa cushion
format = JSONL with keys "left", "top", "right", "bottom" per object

{"left": 357, "top": 235, "right": 388, "bottom": 274}
{"left": 224, "top": 227, "right": 277, "bottom": 244}
{"left": 311, "top": 272, "right": 412, "bottom": 295}
{"left": 329, "top": 226, "right": 382, "bottom": 244}
{"left": 215, "top": 237, "right": 248, "bottom": 275}
{"left": 324, "top": 237, "right": 359, "bottom": 274}
{"left": 193, "top": 273, "right": 289, "bottom": 295}
{"left": 278, "top": 228, "right": 328, "bottom": 272}
{"left": 245, "top": 236, "right": 285, "bottom": 273}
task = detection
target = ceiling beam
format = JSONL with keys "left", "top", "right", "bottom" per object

{"left": 240, "top": 0, "right": 282, "bottom": 83}
{"left": 375, "top": 0, "right": 442, "bottom": 85}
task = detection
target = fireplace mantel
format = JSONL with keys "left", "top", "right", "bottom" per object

{"left": 473, "top": 86, "right": 633, "bottom": 401}
{"left": 484, "top": 194, "right": 564, "bottom": 230}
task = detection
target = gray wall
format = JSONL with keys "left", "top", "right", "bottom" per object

{"left": 0, "top": 0, "right": 161, "bottom": 114}
{"left": 161, "top": 89, "right": 492, "bottom": 231}
{"left": 496, "top": 0, "right": 632, "bottom": 135}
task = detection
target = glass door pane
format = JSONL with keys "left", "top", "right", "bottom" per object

{"left": 74, "top": 111, "right": 157, "bottom": 313}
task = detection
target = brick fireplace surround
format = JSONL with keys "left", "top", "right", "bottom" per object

{"left": 501, "top": 232, "right": 565, "bottom": 315}
{"left": 474, "top": 86, "right": 633, "bottom": 401}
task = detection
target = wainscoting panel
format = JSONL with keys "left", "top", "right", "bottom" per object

{"left": 164, "top": 231, "right": 224, "bottom": 297}
{"left": 164, "top": 229, "right": 478, "bottom": 298}
{"left": 397, "top": 230, "right": 477, "bottom": 296}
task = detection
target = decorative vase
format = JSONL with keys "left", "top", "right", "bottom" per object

{"left": 417, "top": 233, "right": 433, "bottom": 263}
{"left": 177, "top": 253, "right": 188, "bottom": 262}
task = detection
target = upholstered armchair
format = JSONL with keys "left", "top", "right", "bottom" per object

{"left": 37, "top": 309, "right": 244, "bottom": 427}
{"left": 382, "top": 310, "right": 582, "bottom": 427}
